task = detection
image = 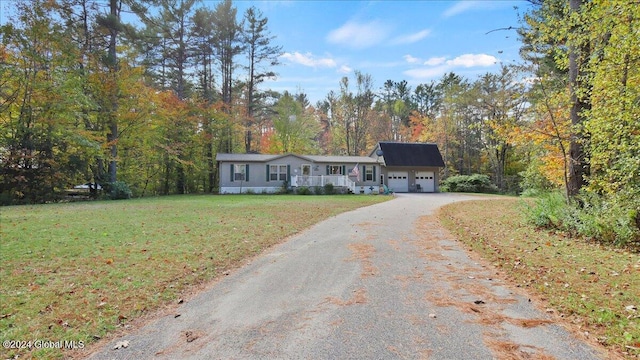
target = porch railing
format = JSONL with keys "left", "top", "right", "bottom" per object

{"left": 290, "top": 175, "right": 356, "bottom": 193}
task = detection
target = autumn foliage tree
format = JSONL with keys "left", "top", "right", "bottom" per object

{"left": 513, "top": 63, "right": 571, "bottom": 194}
{"left": 1, "top": 0, "right": 98, "bottom": 203}
{"left": 263, "top": 92, "right": 319, "bottom": 154}
{"left": 582, "top": 1, "right": 639, "bottom": 240}
{"left": 519, "top": 0, "right": 639, "bottom": 243}
{"left": 325, "top": 71, "right": 376, "bottom": 156}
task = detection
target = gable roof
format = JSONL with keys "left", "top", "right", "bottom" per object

{"left": 306, "top": 155, "right": 377, "bottom": 164}
{"left": 216, "top": 153, "right": 314, "bottom": 163}
{"left": 216, "top": 153, "right": 377, "bottom": 164}
{"left": 375, "top": 142, "right": 445, "bottom": 167}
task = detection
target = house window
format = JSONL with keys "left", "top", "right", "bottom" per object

{"left": 302, "top": 164, "right": 311, "bottom": 176}
{"left": 270, "top": 164, "right": 287, "bottom": 181}
{"left": 234, "top": 164, "right": 246, "bottom": 181}
{"left": 365, "top": 166, "right": 374, "bottom": 181}
{"left": 329, "top": 165, "right": 342, "bottom": 175}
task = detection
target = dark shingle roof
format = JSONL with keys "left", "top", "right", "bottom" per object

{"left": 378, "top": 142, "right": 445, "bottom": 167}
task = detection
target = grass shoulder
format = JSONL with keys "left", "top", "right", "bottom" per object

{"left": 438, "top": 198, "right": 640, "bottom": 359}
{"left": 0, "top": 194, "right": 390, "bottom": 359}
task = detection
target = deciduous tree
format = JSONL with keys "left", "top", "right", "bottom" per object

{"left": 267, "top": 92, "right": 319, "bottom": 154}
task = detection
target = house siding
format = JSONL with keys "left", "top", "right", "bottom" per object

{"left": 218, "top": 155, "right": 305, "bottom": 194}
{"left": 219, "top": 162, "right": 278, "bottom": 194}
{"left": 218, "top": 156, "right": 381, "bottom": 194}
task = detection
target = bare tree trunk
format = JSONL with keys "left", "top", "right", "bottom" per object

{"left": 106, "top": 0, "right": 119, "bottom": 184}
{"left": 567, "top": 0, "right": 589, "bottom": 198}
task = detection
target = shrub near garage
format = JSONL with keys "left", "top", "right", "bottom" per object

{"left": 441, "top": 174, "right": 499, "bottom": 194}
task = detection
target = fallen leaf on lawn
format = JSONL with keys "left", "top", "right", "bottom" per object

{"left": 113, "top": 340, "right": 129, "bottom": 350}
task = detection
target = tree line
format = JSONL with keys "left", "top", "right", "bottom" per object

{"left": 1, "top": 0, "right": 283, "bottom": 200}
{"left": 1, "top": 0, "right": 638, "bottom": 244}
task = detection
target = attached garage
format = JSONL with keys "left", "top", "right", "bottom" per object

{"left": 415, "top": 171, "right": 435, "bottom": 192}
{"left": 388, "top": 171, "right": 409, "bottom": 192}
{"left": 371, "top": 142, "right": 446, "bottom": 193}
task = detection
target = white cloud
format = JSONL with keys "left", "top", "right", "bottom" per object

{"left": 442, "top": 1, "right": 483, "bottom": 18}
{"left": 326, "top": 20, "right": 391, "bottom": 49}
{"left": 446, "top": 54, "right": 497, "bottom": 67}
{"left": 404, "top": 53, "right": 500, "bottom": 80}
{"left": 392, "top": 29, "right": 431, "bottom": 45}
{"left": 280, "top": 52, "right": 337, "bottom": 68}
{"left": 403, "top": 55, "right": 421, "bottom": 64}
{"left": 338, "top": 65, "right": 353, "bottom": 74}
{"left": 424, "top": 57, "right": 446, "bottom": 66}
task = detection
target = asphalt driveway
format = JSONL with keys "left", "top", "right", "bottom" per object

{"left": 87, "top": 193, "right": 606, "bottom": 359}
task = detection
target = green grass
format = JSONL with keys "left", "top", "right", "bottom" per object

{"left": 439, "top": 199, "right": 640, "bottom": 359}
{"left": 0, "top": 194, "right": 390, "bottom": 359}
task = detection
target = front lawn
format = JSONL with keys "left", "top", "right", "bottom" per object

{"left": 0, "top": 194, "right": 390, "bottom": 359}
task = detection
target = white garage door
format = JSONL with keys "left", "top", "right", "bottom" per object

{"left": 388, "top": 171, "right": 408, "bottom": 192}
{"left": 416, "top": 171, "right": 435, "bottom": 192}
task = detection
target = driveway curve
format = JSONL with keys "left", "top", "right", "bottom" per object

{"left": 87, "top": 193, "right": 607, "bottom": 359}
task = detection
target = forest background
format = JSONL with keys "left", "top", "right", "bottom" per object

{"left": 1, "top": 0, "right": 638, "bottom": 244}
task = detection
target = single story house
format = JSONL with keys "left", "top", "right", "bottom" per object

{"left": 216, "top": 142, "right": 445, "bottom": 194}
{"left": 215, "top": 153, "right": 380, "bottom": 194}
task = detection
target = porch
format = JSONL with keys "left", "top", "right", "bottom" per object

{"left": 290, "top": 175, "right": 356, "bottom": 193}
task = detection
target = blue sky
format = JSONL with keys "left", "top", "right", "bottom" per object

{"left": 0, "top": 0, "right": 532, "bottom": 105}
{"left": 227, "top": 0, "right": 532, "bottom": 104}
